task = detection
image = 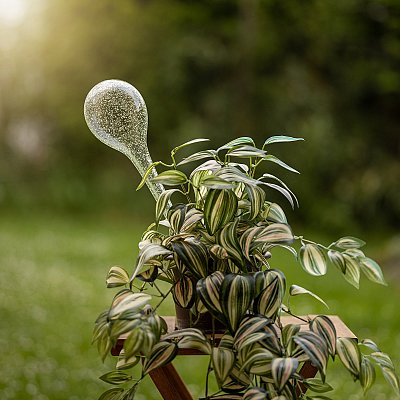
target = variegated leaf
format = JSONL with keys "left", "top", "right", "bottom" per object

{"left": 245, "top": 183, "right": 266, "bottom": 220}
{"left": 98, "top": 388, "right": 125, "bottom": 400}
{"left": 218, "top": 220, "right": 244, "bottom": 267}
{"left": 172, "top": 275, "right": 195, "bottom": 308}
{"left": 281, "top": 324, "right": 301, "bottom": 355}
{"left": 256, "top": 223, "right": 294, "bottom": 244}
{"left": 302, "top": 378, "right": 333, "bottom": 393}
{"left": 263, "top": 154, "right": 300, "bottom": 174}
{"left": 234, "top": 316, "right": 274, "bottom": 349}
{"left": 272, "top": 357, "right": 299, "bottom": 391}
{"left": 116, "top": 350, "right": 140, "bottom": 370}
{"left": 108, "top": 290, "right": 152, "bottom": 320}
{"left": 106, "top": 266, "right": 130, "bottom": 288}
{"left": 123, "top": 327, "right": 153, "bottom": 359}
{"left": 336, "top": 337, "right": 361, "bottom": 377}
{"left": 359, "top": 257, "right": 387, "bottom": 285}
{"left": 262, "top": 202, "right": 288, "bottom": 224}
{"left": 99, "top": 370, "right": 132, "bottom": 385}
{"left": 212, "top": 347, "right": 235, "bottom": 386}
{"left": 370, "top": 352, "right": 396, "bottom": 370}
{"left": 254, "top": 277, "right": 282, "bottom": 320}
{"left": 290, "top": 285, "right": 328, "bottom": 309}
{"left": 218, "top": 136, "right": 255, "bottom": 152}
{"left": 263, "top": 182, "right": 296, "bottom": 209}
{"left": 215, "top": 165, "right": 261, "bottom": 186}
{"left": 236, "top": 332, "right": 273, "bottom": 353}
{"left": 240, "top": 347, "right": 275, "bottom": 375}
{"left": 261, "top": 173, "right": 299, "bottom": 207}
{"left": 201, "top": 175, "right": 235, "bottom": 189}
{"left": 172, "top": 238, "right": 208, "bottom": 279}
{"left": 240, "top": 226, "right": 263, "bottom": 262}
{"left": 143, "top": 341, "right": 178, "bottom": 375}
{"left": 136, "top": 161, "right": 162, "bottom": 190}
{"left": 222, "top": 363, "right": 252, "bottom": 393}
{"left": 342, "top": 254, "right": 361, "bottom": 289}
{"left": 327, "top": 249, "right": 346, "bottom": 273}
{"left": 180, "top": 208, "right": 203, "bottom": 232}
{"left": 299, "top": 243, "right": 327, "bottom": 276}
{"left": 163, "top": 328, "right": 211, "bottom": 355}
{"left": 334, "top": 236, "right": 366, "bottom": 249}
{"left": 151, "top": 169, "right": 187, "bottom": 186}
{"left": 137, "top": 264, "right": 159, "bottom": 282}
{"left": 172, "top": 138, "right": 210, "bottom": 154}
{"left": 196, "top": 271, "right": 225, "bottom": 320}
{"left": 204, "top": 188, "right": 238, "bottom": 234}
{"left": 155, "top": 189, "right": 181, "bottom": 224}
{"left": 360, "top": 338, "right": 380, "bottom": 353}
{"left": 177, "top": 149, "right": 217, "bottom": 165}
{"left": 243, "top": 387, "right": 268, "bottom": 400}
{"left": 360, "top": 356, "right": 376, "bottom": 394}
{"left": 228, "top": 145, "right": 267, "bottom": 158}
{"left": 310, "top": 315, "right": 336, "bottom": 357}
{"left": 263, "top": 135, "right": 304, "bottom": 146}
{"left": 381, "top": 366, "right": 400, "bottom": 395}
{"left": 221, "top": 274, "right": 255, "bottom": 333}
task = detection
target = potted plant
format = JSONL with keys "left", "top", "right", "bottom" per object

{"left": 92, "top": 136, "right": 399, "bottom": 400}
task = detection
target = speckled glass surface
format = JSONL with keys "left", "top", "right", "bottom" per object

{"left": 84, "top": 80, "right": 162, "bottom": 200}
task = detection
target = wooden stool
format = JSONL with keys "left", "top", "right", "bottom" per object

{"left": 112, "top": 315, "right": 356, "bottom": 400}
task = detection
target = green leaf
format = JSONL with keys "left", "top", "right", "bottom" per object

{"left": 177, "top": 149, "right": 217, "bottom": 165}
{"left": 172, "top": 238, "right": 209, "bottom": 279}
{"left": 281, "top": 324, "right": 301, "bottom": 354}
{"left": 218, "top": 220, "right": 244, "bottom": 267}
{"left": 359, "top": 257, "right": 387, "bottom": 285}
{"left": 360, "top": 356, "right": 376, "bottom": 394}
{"left": 240, "top": 226, "right": 264, "bottom": 261}
{"left": 370, "top": 352, "right": 396, "bottom": 370}
{"left": 254, "top": 277, "right": 283, "bottom": 320}
{"left": 245, "top": 184, "right": 266, "bottom": 220}
{"left": 180, "top": 208, "right": 203, "bottom": 232}
{"left": 272, "top": 357, "right": 299, "bottom": 391}
{"left": 234, "top": 316, "right": 274, "bottom": 349}
{"left": 172, "top": 138, "right": 210, "bottom": 155}
{"left": 243, "top": 387, "right": 268, "bottom": 400}
{"left": 381, "top": 366, "right": 400, "bottom": 395}
{"left": 342, "top": 254, "right": 360, "bottom": 289}
{"left": 261, "top": 173, "right": 299, "bottom": 207}
{"left": 201, "top": 175, "right": 235, "bottom": 189}
{"left": 256, "top": 223, "right": 294, "bottom": 244}
{"left": 334, "top": 236, "right": 366, "bottom": 249}
{"left": 196, "top": 271, "right": 225, "bottom": 320}
{"left": 123, "top": 326, "right": 155, "bottom": 359}
{"left": 163, "top": 328, "right": 211, "bottom": 355}
{"left": 263, "top": 154, "right": 300, "bottom": 174}
{"left": 136, "top": 161, "right": 162, "bottom": 190}
{"left": 299, "top": 244, "right": 327, "bottom": 276}
{"left": 228, "top": 145, "right": 267, "bottom": 158}
{"left": 360, "top": 338, "right": 380, "bottom": 353}
{"left": 221, "top": 274, "right": 255, "bottom": 333}
{"left": 336, "top": 337, "right": 361, "bottom": 377}
{"left": 327, "top": 250, "right": 346, "bottom": 273}
{"left": 143, "top": 341, "right": 178, "bottom": 375}
{"left": 302, "top": 378, "right": 333, "bottom": 393}
{"left": 263, "top": 135, "right": 304, "bottom": 147}
{"left": 155, "top": 189, "right": 181, "bottom": 224}
{"left": 108, "top": 290, "right": 152, "bottom": 320}
{"left": 263, "top": 182, "right": 296, "bottom": 209}
{"left": 240, "top": 347, "right": 275, "bottom": 375}
{"left": 131, "top": 243, "right": 171, "bottom": 282}
{"left": 263, "top": 202, "right": 288, "bottom": 224}
{"left": 172, "top": 275, "right": 195, "bottom": 309}
{"left": 204, "top": 188, "right": 238, "bottom": 234}
{"left": 218, "top": 136, "right": 255, "bottom": 152}
{"left": 98, "top": 388, "right": 125, "bottom": 400}
{"left": 212, "top": 347, "right": 236, "bottom": 386}
{"left": 151, "top": 170, "right": 187, "bottom": 186}
{"left": 116, "top": 350, "right": 140, "bottom": 370}
{"left": 289, "top": 285, "right": 328, "bottom": 308}
{"left": 99, "top": 370, "right": 132, "bottom": 385}
{"left": 106, "top": 266, "right": 130, "bottom": 288}
{"left": 310, "top": 316, "right": 337, "bottom": 358}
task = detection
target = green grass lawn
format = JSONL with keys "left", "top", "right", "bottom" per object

{"left": 0, "top": 210, "right": 399, "bottom": 399}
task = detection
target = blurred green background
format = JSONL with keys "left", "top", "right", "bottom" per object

{"left": 0, "top": 0, "right": 399, "bottom": 399}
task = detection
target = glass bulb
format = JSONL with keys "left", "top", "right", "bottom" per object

{"left": 84, "top": 79, "right": 163, "bottom": 200}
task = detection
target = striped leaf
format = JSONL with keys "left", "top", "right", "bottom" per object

{"left": 210, "top": 244, "right": 229, "bottom": 260}
{"left": 263, "top": 182, "right": 296, "bottom": 209}
{"left": 360, "top": 356, "right": 376, "bottom": 394}
{"left": 253, "top": 277, "right": 282, "bottom": 320}
{"left": 281, "top": 324, "right": 301, "bottom": 355}
{"left": 106, "top": 266, "right": 130, "bottom": 288}
{"left": 196, "top": 271, "right": 225, "bottom": 320}
{"left": 234, "top": 316, "right": 275, "bottom": 349}
{"left": 236, "top": 332, "right": 273, "bottom": 353}
{"left": 261, "top": 173, "right": 299, "bottom": 207}
{"left": 137, "top": 264, "right": 159, "bottom": 282}
{"left": 334, "top": 236, "right": 366, "bottom": 249}
{"left": 116, "top": 350, "right": 140, "bottom": 370}
{"left": 327, "top": 250, "right": 346, "bottom": 273}
{"left": 98, "top": 388, "right": 125, "bottom": 400}
{"left": 240, "top": 226, "right": 264, "bottom": 261}
{"left": 228, "top": 145, "right": 267, "bottom": 158}
{"left": 255, "top": 223, "right": 294, "bottom": 244}
{"left": 177, "top": 149, "right": 217, "bottom": 165}
{"left": 255, "top": 269, "right": 287, "bottom": 296}
{"left": 240, "top": 347, "right": 275, "bottom": 375}
{"left": 136, "top": 161, "right": 162, "bottom": 190}
{"left": 163, "top": 328, "right": 211, "bottom": 355}
{"left": 172, "top": 275, "right": 195, "bottom": 309}
{"left": 172, "top": 138, "right": 210, "bottom": 154}
{"left": 218, "top": 136, "right": 255, "bottom": 152}
{"left": 180, "top": 208, "right": 203, "bottom": 232}
{"left": 108, "top": 290, "right": 152, "bottom": 320}
{"left": 212, "top": 347, "right": 236, "bottom": 386}
{"left": 360, "top": 338, "right": 380, "bottom": 352}
{"left": 381, "top": 366, "right": 400, "bottom": 395}
{"left": 143, "top": 341, "right": 178, "bottom": 375}
{"left": 336, "top": 337, "right": 361, "bottom": 377}
{"left": 99, "top": 370, "right": 132, "bottom": 385}
{"left": 263, "top": 202, "right": 288, "bottom": 224}
{"left": 131, "top": 243, "right": 171, "bottom": 282}
{"left": 124, "top": 327, "right": 155, "bottom": 359}
{"left": 243, "top": 387, "right": 268, "bottom": 400}
{"left": 272, "top": 357, "right": 299, "bottom": 391}
{"left": 302, "top": 378, "right": 333, "bottom": 393}
{"left": 263, "top": 154, "right": 300, "bottom": 174}
{"left": 290, "top": 285, "right": 328, "bottom": 309}
{"left": 215, "top": 165, "right": 261, "bottom": 186}
{"left": 155, "top": 189, "right": 181, "bottom": 224}
{"left": 342, "top": 254, "right": 360, "bottom": 289}
{"left": 222, "top": 363, "right": 252, "bottom": 393}
{"left": 220, "top": 274, "right": 255, "bottom": 333}
{"left": 359, "top": 257, "right": 387, "bottom": 285}
{"left": 218, "top": 220, "right": 244, "bottom": 267}
{"left": 219, "top": 333, "right": 235, "bottom": 350}
{"left": 244, "top": 184, "right": 266, "bottom": 220}
{"left": 293, "top": 331, "right": 329, "bottom": 380}
{"left": 204, "top": 189, "right": 238, "bottom": 234}
{"left": 167, "top": 204, "right": 186, "bottom": 233}
{"left": 263, "top": 135, "right": 304, "bottom": 146}
{"left": 201, "top": 175, "right": 235, "bottom": 190}
{"left": 370, "top": 352, "right": 396, "bottom": 370}
{"left": 310, "top": 315, "right": 337, "bottom": 358}
{"left": 172, "top": 238, "right": 208, "bottom": 279}
{"left": 299, "top": 243, "right": 327, "bottom": 276}
{"left": 151, "top": 169, "right": 187, "bottom": 186}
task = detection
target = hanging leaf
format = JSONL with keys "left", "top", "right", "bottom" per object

{"left": 299, "top": 243, "right": 327, "bottom": 276}
{"left": 172, "top": 275, "right": 195, "bottom": 309}
{"left": 360, "top": 356, "right": 376, "bottom": 394}
{"left": 218, "top": 220, "right": 244, "bottom": 267}
{"left": 261, "top": 173, "right": 299, "bottom": 207}
{"left": 196, "top": 271, "right": 225, "bottom": 320}
{"left": 360, "top": 338, "right": 380, "bottom": 353}
{"left": 155, "top": 189, "right": 181, "bottom": 224}
{"left": 290, "top": 285, "right": 329, "bottom": 309}
{"left": 143, "top": 341, "right": 178, "bottom": 375}
{"left": 234, "top": 316, "right": 274, "bottom": 349}
{"left": 163, "top": 328, "right": 211, "bottom": 355}
{"left": 240, "top": 347, "right": 275, "bottom": 375}
{"left": 172, "top": 238, "right": 209, "bottom": 279}
{"left": 256, "top": 223, "right": 294, "bottom": 244}
{"left": 180, "top": 208, "right": 203, "bottom": 232}
{"left": 263, "top": 202, "right": 288, "bottom": 224}
{"left": 342, "top": 254, "right": 361, "bottom": 289}
{"left": 98, "top": 388, "right": 125, "bottom": 400}
{"left": 245, "top": 184, "right": 266, "bottom": 220}
{"left": 151, "top": 169, "right": 187, "bottom": 186}
{"left": 336, "top": 337, "right": 361, "bottom": 377}
{"left": 204, "top": 188, "right": 238, "bottom": 234}
{"left": 334, "top": 236, "right": 366, "bottom": 249}
{"left": 136, "top": 161, "right": 162, "bottom": 190}
{"left": 272, "top": 357, "right": 299, "bottom": 392}
{"left": 263, "top": 154, "right": 300, "bottom": 174}
{"left": 137, "top": 264, "right": 159, "bottom": 282}
{"left": 243, "top": 387, "right": 268, "bottom": 400}
{"left": 327, "top": 250, "right": 346, "bottom": 273}
{"left": 220, "top": 274, "right": 255, "bottom": 333}
{"left": 359, "top": 257, "right": 387, "bottom": 286}
{"left": 212, "top": 347, "right": 236, "bottom": 386}
{"left": 177, "top": 149, "right": 217, "bottom": 166}
{"left": 240, "top": 226, "right": 264, "bottom": 261}
{"left": 116, "top": 350, "right": 140, "bottom": 370}
{"left": 310, "top": 316, "right": 337, "bottom": 358}
{"left": 254, "top": 277, "right": 283, "bottom": 320}
{"left": 281, "top": 324, "right": 301, "bottom": 355}
{"left": 370, "top": 352, "right": 396, "bottom": 370}
{"left": 222, "top": 363, "right": 252, "bottom": 393}
{"left": 381, "top": 366, "right": 400, "bottom": 395}
{"left": 108, "top": 290, "right": 152, "bottom": 320}
{"left": 99, "top": 370, "right": 132, "bottom": 385}
{"left": 302, "top": 378, "right": 333, "bottom": 393}
{"left": 106, "top": 266, "right": 130, "bottom": 288}
{"left": 263, "top": 135, "right": 304, "bottom": 147}
{"left": 201, "top": 175, "right": 235, "bottom": 189}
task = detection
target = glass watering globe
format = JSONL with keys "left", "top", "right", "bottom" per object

{"left": 84, "top": 79, "right": 164, "bottom": 201}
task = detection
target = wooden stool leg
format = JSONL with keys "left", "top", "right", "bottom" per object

{"left": 149, "top": 362, "right": 193, "bottom": 400}
{"left": 296, "top": 361, "right": 318, "bottom": 396}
